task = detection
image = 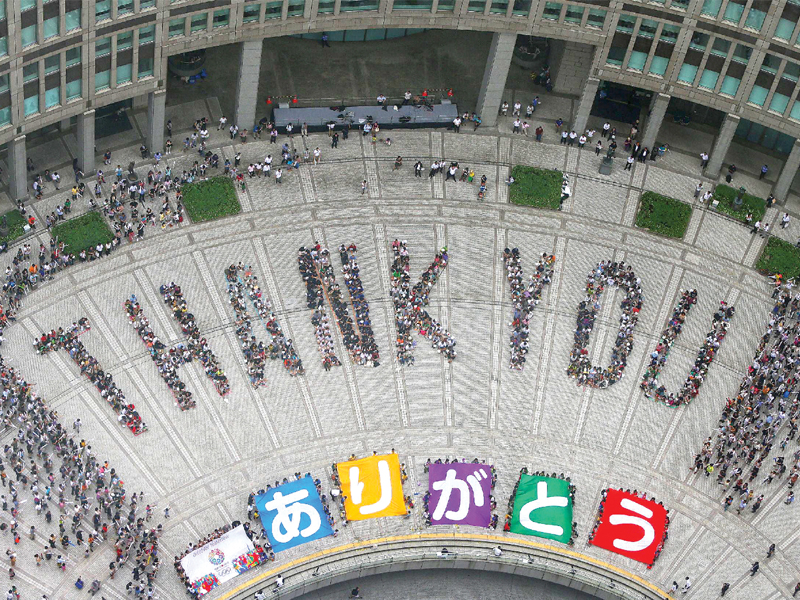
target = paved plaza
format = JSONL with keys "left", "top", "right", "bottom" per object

{"left": 0, "top": 96, "right": 796, "bottom": 600}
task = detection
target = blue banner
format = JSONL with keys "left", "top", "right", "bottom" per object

{"left": 255, "top": 477, "right": 334, "bottom": 553}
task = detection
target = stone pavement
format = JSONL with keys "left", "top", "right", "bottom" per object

{"left": 0, "top": 101, "right": 795, "bottom": 600}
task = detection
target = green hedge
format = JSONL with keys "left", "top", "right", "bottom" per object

{"left": 0, "top": 210, "right": 27, "bottom": 244}
{"left": 757, "top": 237, "right": 800, "bottom": 280}
{"left": 712, "top": 184, "right": 766, "bottom": 222}
{"left": 509, "top": 165, "right": 562, "bottom": 210}
{"left": 51, "top": 211, "right": 115, "bottom": 253}
{"left": 635, "top": 192, "right": 692, "bottom": 239}
{"left": 182, "top": 176, "right": 241, "bottom": 223}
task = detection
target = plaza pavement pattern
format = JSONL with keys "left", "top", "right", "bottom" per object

{"left": 0, "top": 97, "right": 798, "bottom": 600}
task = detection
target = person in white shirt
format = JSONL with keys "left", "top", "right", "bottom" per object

{"left": 218, "top": 116, "right": 227, "bottom": 130}
{"left": 377, "top": 93, "right": 386, "bottom": 105}
{"left": 275, "top": 575, "right": 284, "bottom": 588}
{"left": 313, "top": 147, "right": 321, "bottom": 165}
{"left": 402, "top": 90, "right": 412, "bottom": 105}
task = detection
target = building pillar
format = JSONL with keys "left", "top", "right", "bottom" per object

{"left": 476, "top": 32, "right": 517, "bottom": 128}
{"left": 7, "top": 136, "right": 27, "bottom": 201}
{"left": 572, "top": 77, "right": 600, "bottom": 135}
{"left": 705, "top": 113, "right": 740, "bottom": 177}
{"left": 132, "top": 94, "right": 148, "bottom": 110}
{"left": 773, "top": 138, "right": 800, "bottom": 201}
{"left": 234, "top": 40, "right": 263, "bottom": 131}
{"left": 59, "top": 117, "right": 71, "bottom": 132}
{"left": 146, "top": 90, "right": 166, "bottom": 153}
{"left": 75, "top": 110, "right": 95, "bottom": 174}
{"left": 640, "top": 92, "right": 669, "bottom": 150}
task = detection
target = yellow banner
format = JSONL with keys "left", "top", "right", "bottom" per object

{"left": 338, "top": 454, "right": 407, "bottom": 521}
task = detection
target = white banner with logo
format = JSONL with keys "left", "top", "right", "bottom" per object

{"left": 180, "top": 525, "right": 265, "bottom": 596}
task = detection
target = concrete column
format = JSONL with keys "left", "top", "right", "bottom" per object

{"left": 705, "top": 113, "right": 740, "bottom": 177}
{"left": 75, "top": 110, "right": 96, "bottom": 174}
{"left": 234, "top": 40, "right": 264, "bottom": 131}
{"left": 476, "top": 32, "right": 517, "bottom": 128}
{"left": 146, "top": 90, "right": 166, "bottom": 153}
{"left": 132, "top": 94, "right": 148, "bottom": 110}
{"left": 59, "top": 117, "right": 71, "bottom": 132}
{"left": 572, "top": 77, "right": 600, "bottom": 135}
{"left": 7, "top": 136, "right": 27, "bottom": 201}
{"left": 773, "top": 138, "right": 800, "bottom": 201}
{"left": 640, "top": 92, "right": 669, "bottom": 150}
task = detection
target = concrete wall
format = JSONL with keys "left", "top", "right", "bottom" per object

{"left": 549, "top": 40, "right": 594, "bottom": 97}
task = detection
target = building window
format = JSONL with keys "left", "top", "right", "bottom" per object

{"left": 649, "top": 56, "right": 668, "bottom": 76}
{"left": 96, "top": 0, "right": 111, "bottom": 21}
{"left": 212, "top": 9, "right": 230, "bottom": 26}
{"left": 775, "top": 19, "right": 796, "bottom": 41}
{"left": 20, "top": 0, "right": 35, "bottom": 10}
{"left": 670, "top": 0, "right": 689, "bottom": 10}
{"left": 769, "top": 93, "right": 790, "bottom": 114}
{"left": 95, "top": 70, "right": 110, "bottom": 91}
{"left": 731, "top": 44, "right": 751, "bottom": 64}
{"left": 66, "top": 46, "right": 80, "bottom": 66}
{"left": 586, "top": 8, "right": 605, "bottom": 28}
{"left": 700, "top": 0, "right": 722, "bottom": 17}
{"left": 45, "top": 86, "right": 60, "bottom": 109}
{"left": 488, "top": 0, "right": 507, "bottom": 14}
{"left": 467, "top": 0, "right": 486, "bottom": 11}
{"left": 24, "top": 94, "right": 39, "bottom": 117}
{"left": 760, "top": 54, "right": 780, "bottom": 75}
{"left": 139, "top": 25, "right": 155, "bottom": 44}
{"left": 394, "top": 0, "right": 433, "bottom": 9}
{"left": 0, "top": 0, "right": 5, "bottom": 20}
{"left": 265, "top": 1, "right": 282, "bottom": 18}
{"left": 140, "top": 0, "right": 156, "bottom": 8}
{"left": 748, "top": 85, "right": 768, "bottom": 106}
{"left": 116, "top": 63, "right": 132, "bottom": 85}
{"left": 0, "top": 74, "right": 8, "bottom": 93}
{"left": 677, "top": 64, "right": 698, "bottom": 84}
{"left": 698, "top": 69, "right": 719, "bottom": 90}
{"left": 563, "top": 5, "right": 583, "bottom": 23}
{"left": 117, "top": 31, "right": 133, "bottom": 50}
{"left": 791, "top": 100, "right": 800, "bottom": 121}
{"left": 511, "top": 0, "right": 530, "bottom": 16}
{"left": 65, "top": 9, "right": 81, "bottom": 31}
{"left": 710, "top": 37, "right": 730, "bottom": 58}
{"left": 96, "top": 37, "right": 111, "bottom": 56}
{"left": 117, "top": 0, "right": 133, "bottom": 15}
{"left": 168, "top": 18, "right": 185, "bottom": 37}
{"left": 722, "top": 0, "right": 745, "bottom": 25}
{"left": 616, "top": 15, "right": 635, "bottom": 33}
{"left": 720, "top": 76, "right": 740, "bottom": 96}
{"left": 287, "top": 0, "right": 304, "bottom": 16}
{"left": 0, "top": 37, "right": 7, "bottom": 56}
{"left": 783, "top": 61, "right": 800, "bottom": 83}
{"left": 190, "top": 13, "right": 207, "bottom": 33}
{"left": 0, "top": 107, "right": 10, "bottom": 126}
{"left": 138, "top": 56, "right": 153, "bottom": 78}
{"left": 689, "top": 32, "right": 709, "bottom": 51}
{"left": 21, "top": 24, "right": 37, "bottom": 47}
{"left": 66, "top": 79, "right": 81, "bottom": 100}
{"left": 44, "top": 54, "right": 60, "bottom": 75}
{"left": 43, "top": 16, "right": 59, "bottom": 39}
{"left": 23, "top": 64, "right": 38, "bottom": 83}
{"left": 627, "top": 51, "right": 647, "bottom": 71}
{"left": 542, "top": 1, "right": 561, "bottom": 20}
{"left": 243, "top": 2, "right": 261, "bottom": 20}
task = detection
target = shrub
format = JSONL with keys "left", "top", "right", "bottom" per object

{"left": 0, "top": 210, "right": 27, "bottom": 244}
{"left": 712, "top": 184, "right": 766, "bottom": 222}
{"left": 509, "top": 165, "right": 562, "bottom": 210}
{"left": 635, "top": 192, "right": 692, "bottom": 239}
{"left": 51, "top": 211, "right": 115, "bottom": 253}
{"left": 182, "top": 176, "right": 241, "bottom": 223}
{"left": 757, "top": 237, "right": 800, "bottom": 280}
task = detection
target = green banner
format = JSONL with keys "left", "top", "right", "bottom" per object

{"left": 510, "top": 474, "right": 573, "bottom": 544}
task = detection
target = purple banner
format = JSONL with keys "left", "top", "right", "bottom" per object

{"left": 428, "top": 463, "right": 492, "bottom": 526}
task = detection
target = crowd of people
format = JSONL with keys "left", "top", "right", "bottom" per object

{"left": 421, "top": 458, "right": 499, "bottom": 528}
{"left": 0, "top": 354, "right": 162, "bottom": 597}
{"left": 389, "top": 240, "right": 456, "bottom": 365}
{"left": 694, "top": 283, "right": 800, "bottom": 506}
{"left": 641, "top": 292, "right": 734, "bottom": 407}
{"left": 36, "top": 319, "right": 147, "bottom": 435}
{"left": 503, "top": 468, "right": 577, "bottom": 545}
{"left": 339, "top": 244, "right": 380, "bottom": 367}
{"left": 567, "top": 261, "right": 643, "bottom": 388}
{"left": 225, "top": 263, "right": 304, "bottom": 386}
{"left": 588, "top": 488, "right": 669, "bottom": 569}
{"left": 298, "top": 247, "right": 341, "bottom": 371}
{"left": 502, "top": 249, "right": 555, "bottom": 370}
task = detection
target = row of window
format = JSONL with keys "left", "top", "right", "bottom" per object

{"left": 96, "top": 0, "right": 156, "bottom": 23}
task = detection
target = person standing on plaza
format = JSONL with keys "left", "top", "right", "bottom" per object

{"left": 694, "top": 182, "right": 703, "bottom": 199}
{"left": 321, "top": 32, "right": 330, "bottom": 47}
{"left": 313, "top": 147, "right": 321, "bottom": 165}
{"left": 568, "top": 130, "right": 577, "bottom": 146}
{"left": 218, "top": 115, "right": 227, "bottom": 130}
{"left": 535, "top": 126, "right": 543, "bottom": 142}
{"left": 402, "top": 90, "right": 412, "bottom": 105}
{"left": 275, "top": 168, "right": 282, "bottom": 184}
{"left": 512, "top": 118, "right": 520, "bottom": 134}
{"left": 453, "top": 116, "right": 461, "bottom": 133}
{"left": 596, "top": 140, "right": 602, "bottom": 155}
{"left": 561, "top": 130, "right": 568, "bottom": 145}
{"left": 556, "top": 117, "right": 563, "bottom": 132}
{"left": 331, "top": 132, "right": 339, "bottom": 148}
{"left": 781, "top": 213, "right": 790, "bottom": 228}
{"left": 721, "top": 583, "right": 730, "bottom": 596}
{"left": 361, "top": 180, "right": 367, "bottom": 195}
{"left": 700, "top": 151, "right": 709, "bottom": 168}
{"left": 750, "top": 561, "right": 759, "bottom": 576}
{"left": 682, "top": 577, "right": 691, "bottom": 593}
{"left": 760, "top": 164, "right": 768, "bottom": 179}
{"left": 625, "top": 156, "right": 634, "bottom": 170}
{"left": 414, "top": 160, "right": 422, "bottom": 177}
{"left": 521, "top": 121, "right": 529, "bottom": 136}
{"left": 578, "top": 134, "right": 586, "bottom": 149}
{"left": 602, "top": 122, "right": 610, "bottom": 138}
{"left": 301, "top": 122, "right": 308, "bottom": 137}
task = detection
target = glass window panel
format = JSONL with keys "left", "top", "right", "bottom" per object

{"left": 700, "top": 0, "right": 722, "bottom": 17}
{"left": 748, "top": 85, "right": 768, "bottom": 105}
{"left": 649, "top": 55, "right": 668, "bottom": 76}
{"left": 66, "top": 79, "right": 81, "bottom": 100}
{"left": 341, "top": 0, "right": 378, "bottom": 8}
{"left": 95, "top": 69, "right": 110, "bottom": 91}
{"left": 21, "top": 24, "right": 37, "bottom": 47}
{"left": 468, "top": 0, "right": 486, "bottom": 12}
{"left": 96, "top": 0, "right": 111, "bottom": 21}
{"left": 45, "top": 86, "right": 59, "bottom": 109}
{"left": 117, "top": 31, "right": 133, "bottom": 50}
{"left": 511, "top": 0, "right": 530, "bottom": 16}
{"left": 116, "top": 63, "right": 132, "bottom": 84}
{"left": 0, "top": 1, "right": 5, "bottom": 20}
{"left": 489, "top": 0, "right": 508, "bottom": 14}
{"left": 775, "top": 18, "right": 796, "bottom": 41}
{"left": 776, "top": 132, "right": 794, "bottom": 154}
{"left": 65, "top": 9, "right": 80, "bottom": 31}
{"left": 744, "top": 7, "right": 766, "bottom": 30}
{"left": 542, "top": 2, "right": 561, "bottom": 20}
{"left": 677, "top": 63, "right": 698, "bottom": 83}
{"left": 616, "top": 15, "right": 635, "bottom": 33}
{"left": 660, "top": 24, "right": 679, "bottom": 43}
{"left": 0, "top": 37, "right": 7, "bottom": 57}
{"left": 761, "top": 54, "right": 780, "bottom": 74}
{"left": 243, "top": 3, "right": 261, "bottom": 20}
{"left": 140, "top": 0, "right": 155, "bottom": 8}
{"left": 720, "top": 75, "right": 740, "bottom": 95}
{"left": 287, "top": 0, "right": 304, "bottom": 15}
{"left": 190, "top": 13, "right": 207, "bottom": 32}
{"left": 791, "top": 100, "right": 800, "bottom": 120}
{"left": 66, "top": 46, "right": 80, "bottom": 66}
{"left": 22, "top": 64, "right": 38, "bottom": 82}
{"left": 628, "top": 50, "right": 647, "bottom": 71}
{"left": 710, "top": 37, "right": 730, "bottom": 57}
{"left": 671, "top": 0, "right": 688, "bottom": 9}
{"left": 96, "top": 37, "right": 111, "bottom": 56}
{"left": 44, "top": 54, "right": 59, "bottom": 74}
{"left": 139, "top": 25, "right": 155, "bottom": 44}
{"left": 395, "top": 0, "right": 434, "bottom": 9}
{"left": 0, "top": 74, "right": 8, "bottom": 93}
{"left": 698, "top": 69, "right": 719, "bottom": 89}
{"left": 770, "top": 92, "right": 790, "bottom": 113}
{"left": 723, "top": 0, "right": 744, "bottom": 24}
{"left": 117, "top": 0, "right": 133, "bottom": 15}
{"left": 689, "top": 32, "right": 709, "bottom": 51}
{"left": 20, "top": 0, "right": 35, "bottom": 10}
{"left": 606, "top": 46, "right": 626, "bottom": 66}
{"left": 213, "top": 9, "right": 229, "bottom": 26}
{"left": 563, "top": 6, "right": 583, "bottom": 23}
{"left": 138, "top": 56, "right": 153, "bottom": 78}
{"left": 586, "top": 8, "right": 605, "bottom": 28}
{"left": 265, "top": 1, "right": 282, "bottom": 17}
{"left": 638, "top": 19, "right": 658, "bottom": 38}
{"left": 784, "top": 62, "right": 800, "bottom": 82}
{"left": 0, "top": 107, "right": 10, "bottom": 127}
{"left": 168, "top": 18, "right": 185, "bottom": 36}
{"left": 43, "top": 16, "right": 59, "bottom": 39}
{"left": 23, "top": 95, "right": 39, "bottom": 116}
{"left": 732, "top": 44, "right": 751, "bottom": 63}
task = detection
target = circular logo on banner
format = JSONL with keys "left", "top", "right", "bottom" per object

{"left": 208, "top": 549, "right": 225, "bottom": 565}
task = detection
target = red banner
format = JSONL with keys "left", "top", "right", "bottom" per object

{"left": 589, "top": 489, "right": 668, "bottom": 565}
